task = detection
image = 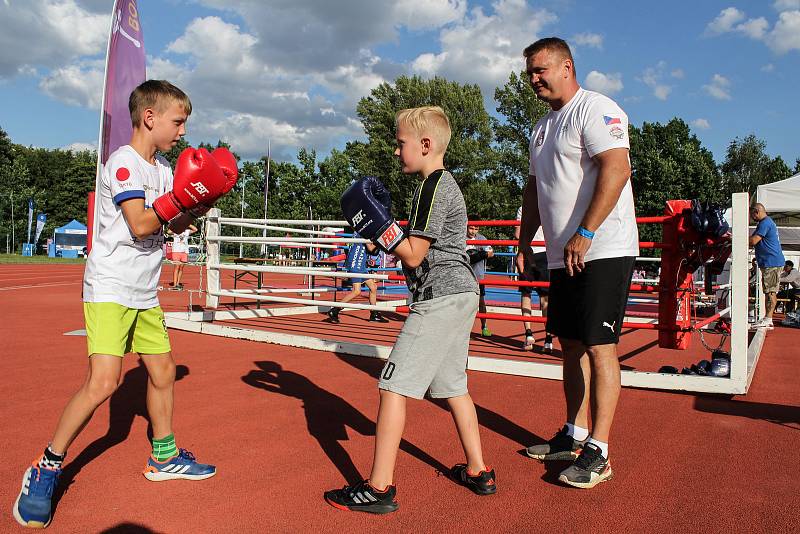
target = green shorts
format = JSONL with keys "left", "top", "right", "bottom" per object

{"left": 83, "top": 302, "right": 171, "bottom": 357}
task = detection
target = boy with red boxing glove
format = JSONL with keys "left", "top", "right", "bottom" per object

{"left": 14, "top": 80, "right": 237, "bottom": 529}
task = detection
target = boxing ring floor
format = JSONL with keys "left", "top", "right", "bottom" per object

{"left": 1, "top": 262, "right": 798, "bottom": 532}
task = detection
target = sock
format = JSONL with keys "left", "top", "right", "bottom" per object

{"left": 39, "top": 446, "right": 65, "bottom": 470}
{"left": 588, "top": 437, "right": 609, "bottom": 458}
{"left": 545, "top": 333, "right": 553, "bottom": 343}
{"left": 152, "top": 434, "right": 178, "bottom": 461}
{"left": 525, "top": 329, "right": 533, "bottom": 338}
{"left": 565, "top": 423, "right": 589, "bottom": 441}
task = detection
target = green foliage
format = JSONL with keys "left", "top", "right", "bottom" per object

{"left": 720, "top": 134, "right": 792, "bottom": 197}
{"left": 492, "top": 71, "right": 550, "bottom": 187}
{"left": 346, "top": 75, "right": 495, "bottom": 217}
{"left": 628, "top": 118, "right": 723, "bottom": 250}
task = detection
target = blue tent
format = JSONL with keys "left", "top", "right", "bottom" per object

{"left": 49, "top": 219, "right": 87, "bottom": 257}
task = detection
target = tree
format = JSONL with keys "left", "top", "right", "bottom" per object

{"left": 628, "top": 118, "right": 722, "bottom": 248}
{"left": 346, "top": 75, "right": 495, "bottom": 217}
{"left": 492, "top": 71, "right": 550, "bottom": 186}
{"left": 720, "top": 134, "right": 792, "bottom": 197}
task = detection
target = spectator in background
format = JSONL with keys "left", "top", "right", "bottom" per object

{"left": 749, "top": 203, "right": 785, "bottom": 330}
{"left": 778, "top": 260, "right": 800, "bottom": 313}
{"left": 169, "top": 224, "right": 197, "bottom": 291}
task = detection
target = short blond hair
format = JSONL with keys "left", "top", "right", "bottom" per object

{"left": 129, "top": 80, "right": 192, "bottom": 127}
{"left": 395, "top": 106, "right": 451, "bottom": 152}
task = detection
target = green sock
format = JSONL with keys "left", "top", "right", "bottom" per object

{"left": 152, "top": 434, "right": 178, "bottom": 461}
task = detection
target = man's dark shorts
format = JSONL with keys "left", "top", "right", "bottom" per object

{"left": 547, "top": 256, "right": 635, "bottom": 345}
{"left": 520, "top": 252, "right": 550, "bottom": 298}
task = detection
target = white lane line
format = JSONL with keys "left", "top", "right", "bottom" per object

{"left": 0, "top": 282, "right": 80, "bottom": 291}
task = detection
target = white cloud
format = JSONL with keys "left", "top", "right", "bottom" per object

{"left": 705, "top": 6, "right": 800, "bottom": 54}
{"left": 62, "top": 141, "right": 96, "bottom": 152}
{"left": 638, "top": 61, "right": 673, "bottom": 100}
{"left": 0, "top": 1, "right": 107, "bottom": 78}
{"left": 690, "top": 118, "right": 711, "bottom": 130}
{"left": 409, "top": 0, "right": 557, "bottom": 101}
{"left": 583, "top": 71, "right": 623, "bottom": 95}
{"left": 767, "top": 10, "right": 800, "bottom": 53}
{"left": 736, "top": 17, "right": 769, "bottom": 39}
{"left": 706, "top": 7, "right": 745, "bottom": 34}
{"left": 774, "top": 0, "right": 800, "bottom": 11}
{"left": 670, "top": 69, "right": 685, "bottom": 79}
{"left": 762, "top": 63, "right": 775, "bottom": 72}
{"left": 703, "top": 73, "right": 732, "bottom": 100}
{"left": 38, "top": 59, "right": 104, "bottom": 108}
{"left": 393, "top": 0, "right": 467, "bottom": 30}
{"left": 571, "top": 32, "right": 603, "bottom": 49}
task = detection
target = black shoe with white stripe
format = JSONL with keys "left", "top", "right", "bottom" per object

{"left": 558, "top": 442, "right": 613, "bottom": 489}
{"left": 324, "top": 479, "right": 398, "bottom": 514}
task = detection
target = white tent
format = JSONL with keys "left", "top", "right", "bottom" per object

{"left": 756, "top": 172, "right": 800, "bottom": 250}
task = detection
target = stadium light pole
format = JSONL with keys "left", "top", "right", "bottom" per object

{"left": 10, "top": 190, "right": 15, "bottom": 254}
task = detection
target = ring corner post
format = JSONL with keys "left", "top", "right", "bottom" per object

{"left": 206, "top": 208, "right": 221, "bottom": 309}
{"left": 730, "top": 192, "right": 749, "bottom": 391}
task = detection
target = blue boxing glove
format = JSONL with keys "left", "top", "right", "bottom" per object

{"left": 341, "top": 177, "right": 404, "bottom": 253}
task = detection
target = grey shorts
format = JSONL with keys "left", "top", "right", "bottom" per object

{"left": 378, "top": 292, "right": 478, "bottom": 399}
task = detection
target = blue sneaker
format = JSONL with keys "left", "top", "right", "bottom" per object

{"left": 143, "top": 449, "right": 216, "bottom": 481}
{"left": 13, "top": 459, "right": 60, "bottom": 528}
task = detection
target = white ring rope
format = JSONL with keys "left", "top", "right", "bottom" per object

{"left": 215, "top": 217, "right": 349, "bottom": 226}
{"left": 210, "top": 289, "right": 402, "bottom": 311}
{"left": 210, "top": 263, "right": 394, "bottom": 281}
{"left": 208, "top": 236, "right": 368, "bottom": 244}
{"left": 220, "top": 221, "right": 344, "bottom": 236}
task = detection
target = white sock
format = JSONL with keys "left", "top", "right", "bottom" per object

{"left": 588, "top": 437, "right": 609, "bottom": 458}
{"left": 565, "top": 422, "right": 589, "bottom": 441}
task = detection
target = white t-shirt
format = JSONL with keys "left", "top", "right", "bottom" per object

{"left": 516, "top": 206, "right": 546, "bottom": 254}
{"left": 529, "top": 88, "right": 639, "bottom": 269}
{"left": 172, "top": 230, "right": 191, "bottom": 253}
{"left": 84, "top": 145, "right": 173, "bottom": 308}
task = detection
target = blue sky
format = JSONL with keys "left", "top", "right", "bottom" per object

{"left": 0, "top": 0, "right": 798, "bottom": 166}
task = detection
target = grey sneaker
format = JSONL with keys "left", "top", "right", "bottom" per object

{"left": 558, "top": 442, "right": 613, "bottom": 489}
{"left": 525, "top": 426, "right": 585, "bottom": 461}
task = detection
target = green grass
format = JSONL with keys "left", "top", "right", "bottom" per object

{"left": 0, "top": 254, "right": 86, "bottom": 264}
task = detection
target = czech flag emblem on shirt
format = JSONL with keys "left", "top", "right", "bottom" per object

{"left": 603, "top": 115, "right": 621, "bottom": 125}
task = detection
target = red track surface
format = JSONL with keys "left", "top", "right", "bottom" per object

{"left": 2, "top": 264, "right": 799, "bottom": 532}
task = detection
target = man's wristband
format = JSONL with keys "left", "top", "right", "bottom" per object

{"left": 577, "top": 226, "right": 595, "bottom": 240}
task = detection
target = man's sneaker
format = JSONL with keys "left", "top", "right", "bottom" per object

{"left": 558, "top": 442, "right": 613, "bottom": 489}
{"left": 327, "top": 308, "right": 340, "bottom": 324}
{"left": 369, "top": 311, "right": 389, "bottom": 323}
{"left": 451, "top": 464, "right": 497, "bottom": 495}
{"left": 13, "top": 460, "right": 60, "bottom": 528}
{"left": 749, "top": 317, "right": 774, "bottom": 330}
{"left": 481, "top": 327, "right": 492, "bottom": 337}
{"left": 543, "top": 334, "right": 554, "bottom": 354}
{"left": 525, "top": 425, "right": 585, "bottom": 461}
{"left": 324, "top": 479, "right": 398, "bottom": 514}
{"left": 143, "top": 449, "right": 216, "bottom": 481}
{"left": 523, "top": 335, "right": 535, "bottom": 351}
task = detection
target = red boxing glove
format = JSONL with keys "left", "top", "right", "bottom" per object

{"left": 152, "top": 147, "right": 226, "bottom": 223}
{"left": 211, "top": 147, "right": 239, "bottom": 195}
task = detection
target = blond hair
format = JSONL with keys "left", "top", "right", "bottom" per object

{"left": 395, "top": 106, "right": 452, "bottom": 152}
{"left": 129, "top": 80, "right": 192, "bottom": 127}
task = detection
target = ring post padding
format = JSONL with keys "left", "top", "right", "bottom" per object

{"left": 205, "top": 208, "right": 221, "bottom": 309}
{"left": 658, "top": 200, "right": 694, "bottom": 349}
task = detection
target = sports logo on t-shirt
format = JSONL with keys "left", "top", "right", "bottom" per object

{"left": 535, "top": 130, "right": 545, "bottom": 146}
{"left": 116, "top": 167, "right": 130, "bottom": 181}
{"left": 609, "top": 126, "right": 625, "bottom": 139}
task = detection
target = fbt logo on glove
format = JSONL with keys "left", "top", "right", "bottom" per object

{"left": 191, "top": 181, "right": 210, "bottom": 197}
{"left": 379, "top": 222, "right": 403, "bottom": 250}
{"left": 352, "top": 210, "right": 366, "bottom": 226}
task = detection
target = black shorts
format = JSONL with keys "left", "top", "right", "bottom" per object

{"left": 479, "top": 285, "right": 486, "bottom": 297}
{"left": 520, "top": 252, "right": 550, "bottom": 297}
{"left": 546, "top": 256, "right": 635, "bottom": 346}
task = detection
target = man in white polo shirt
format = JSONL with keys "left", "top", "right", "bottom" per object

{"left": 517, "top": 37, "right": 638, "bottom": 489}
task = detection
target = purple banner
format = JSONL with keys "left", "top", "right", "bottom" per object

{"left": 101, "top": 0, "right": 146, "bottom": 164}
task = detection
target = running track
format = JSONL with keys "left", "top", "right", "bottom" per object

{"left": 2, "top": 264, "right": 798, "bottom": 532}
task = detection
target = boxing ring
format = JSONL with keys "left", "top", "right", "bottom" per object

{"left": 165, "top": 192, "right": 764, "bottom": 395}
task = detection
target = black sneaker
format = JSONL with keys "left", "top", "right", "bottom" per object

{"left": 451, "top": 464, "right": 497, "bottom": 495}
{"left": 558, "top": 442, "right": 613, "bottom": 489}
{"left": 327, "top": 308, "right": 340, "bottom": 324}
{"left": 369, "top": 311, "right": 389, "bottom": 323}
{"left": 525, "top": 425, "right": 585, "bottom": 461}
{"left": 324, "top": 479, "right": 398, "bottom": 514}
